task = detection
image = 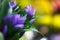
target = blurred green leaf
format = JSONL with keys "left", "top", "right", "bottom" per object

{"left": 24, "top": 20, "right": 34, "bottom": 27}
{"left": 7, "top": 23, "right": 13, "bottom": 35}
{"left": 12, "top": 3, "right": 26, "bottom": 16}
{"left": 24, "top": 27, "right": 44, "bottom": 36}
{"left": 24, "top": 27, "right": 38, "bottom": 32}
{"left": 13, "top": 33, "right": 19, "bottom": 40}
{"left": 0, "top": 0, "right": 9, "bottom": 23}
{"left": 24, "top": 20, "right": 44, "bottom": 36}
{"left": 0, "top": 4, "right": 1, "bottom": 12}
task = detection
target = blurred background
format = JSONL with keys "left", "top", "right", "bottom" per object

{"left": 0, "top": 0, "right": 60, "bottom": 40}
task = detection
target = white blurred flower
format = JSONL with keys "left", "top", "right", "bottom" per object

{"left": 40, "top": 37, "right": 48, "bottom": 40}
{"left": 24, "top": 31, "right": 34, "bottom": 40}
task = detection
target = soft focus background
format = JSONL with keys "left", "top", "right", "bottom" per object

{"left": 0, "top": 0, "right": 60, "bottom": 40}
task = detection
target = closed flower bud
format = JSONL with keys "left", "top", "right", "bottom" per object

{"left": 24, "top": 5, "right": 36, "bottom": 16}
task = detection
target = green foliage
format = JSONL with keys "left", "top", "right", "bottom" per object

{"left": 0, "top": 0, "right": 9, "bottom": 24}
{"left": 13, "top": 33, "right": 19, "bottom": 40}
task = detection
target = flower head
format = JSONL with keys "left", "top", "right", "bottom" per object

{"left": 3, "top": 14, "right": 26, "bottom": 29}
{"left": 24, "top": 5, "right": 36, "bottom": 16}
{"left": 9, "top": 1, "right": 16, "bottom": 8}
{"left": 8, "top": 1, "right": 16, "bottom": 14}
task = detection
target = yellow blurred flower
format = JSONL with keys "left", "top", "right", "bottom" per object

{"left": 34, "top": 15, "right": 52, "bottom": 25}
{"left": 53, "top": 14, "right": 60, "bottom": 28}
{"left": 32, "top": 0, "right": 52, "bottom": 15}
{"left": 40, "top": 15, "right": 52, "bottom": 24}
{"left": 32, "top": 0, "right": 52, "bottom": 26}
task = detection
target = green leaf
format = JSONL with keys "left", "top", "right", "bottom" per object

{"left": 32, "top": 15, "right": 42, "bottom": 18}
{"left": 19, "top": 11, "right": 25, "bottom": 16}
{"left": 12, "top": 3, "right": 26, "bottom": 16}
{"left": 24, "top": 27, "right": 44, "bottom": 36}
{"left": 24, "top": 17, "right": 44, "bottom": 36}
{"left": 24, "top": 27, "right": 38, "bottom": 32}
{"left": 24, "top": 20, "right": 34, "bottom": 28}
{"left": 7, "top": 23, "right": 12, "bottom": 35}
{"left": 0, "top": 0, "right": 9, "bottom": 24}
{"left": 24, "top": 20, "right": 44, "bottom": 36}
{"left": 13, "top": 33, "right": 19, "bottom": 40}
{"left": 0, "top": 4, "right": 1, "bottom": 12}
{"left": 17, "top": 29, "right": 25, "bottom": 33}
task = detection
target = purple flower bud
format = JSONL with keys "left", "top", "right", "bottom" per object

{"left": 3, "top": 25, "right": 7, "bottom": 35}
{"left": 3, "top": 14, "right": 26, "bottom": 29}
{"left": 24, "top": 5, "right": 36, "bottom": 16}
{"left": 30, "top": 19, "right": 35, "bottom": 23}
{"left": 8, "top": 1, "right": 16, "bottom": 14}
{"left": 9, "top": 1, "right": 16, "bottom": 8}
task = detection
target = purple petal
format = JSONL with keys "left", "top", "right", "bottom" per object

{"left": 14, "top": 24, "right": 24, "bottom": 29}
{"left": 10, "top": 14, "right": 26, "bottom": 25}
{"left": 20, "top": 16, "right": 26, "bottom": 21}
{"left": 9, "top": 1, "right": 16, "bottom": 7}
{"left": 29, "top": 9, "right": 36, "bottom": 16}
{"left": 16, "top": 15, "right": 26, "bottom": 24}
{"left": 3, "top": 14, "right": 26, "bottom": 29}
{"left": 3, "top": 15, "right": 13, "bottom": 24}
{"left": 11, "top": 14, "right": 21, "bottom": 25}
{"left": 10, "top": 2, "right": 15, "bottom": 6}
{"left": 25, "top": 5, "right": 32, "bottom": 11}
{"left": 24, "top": 5, "right": 36, "bottom": 16}
{"left": 3, "top": 25, "right": 7, "bottom": 35}
{"left": 13, "top": 14, "right": 20, "bottom": 19}
{"left": 30, "top": 19, "right": 35, "bottom": 23}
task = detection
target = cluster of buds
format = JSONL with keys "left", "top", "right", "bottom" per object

{"left": 0, "top": 0, "right": 36, "bottom": 40}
